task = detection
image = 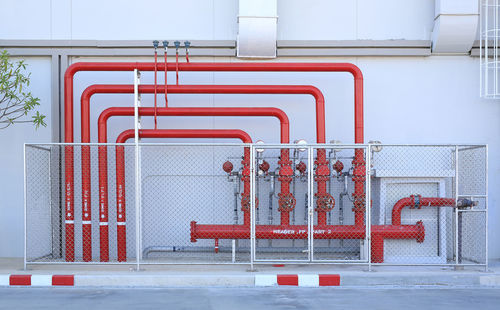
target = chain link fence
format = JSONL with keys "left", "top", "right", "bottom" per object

{"left": 24, "top": 143, "right": 487, "bottom": 269}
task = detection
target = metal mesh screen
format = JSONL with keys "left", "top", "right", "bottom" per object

{"left": 140, "top": 144, "right": 250, "bottom": 263}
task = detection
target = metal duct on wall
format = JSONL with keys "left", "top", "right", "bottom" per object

{"left": 237, "top": 0, "right": 277, "bottom": 58}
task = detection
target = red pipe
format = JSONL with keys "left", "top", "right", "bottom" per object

{"left": 96, "top": 106, "right": 289, "bottom": 261}
{"left": 391, "top": 196, "right": 456, "bottom": 226}
{"left": 64, "top": 61, "right": 363, "bottom": 262}
{"left": 115, "top": 128, "right": 252, "bottom": 262}
{"left": 79, "top": 84, "right": 325, "bottom": 260}
{"left": 154, "top": 48, "right": 158, "bottom": 129}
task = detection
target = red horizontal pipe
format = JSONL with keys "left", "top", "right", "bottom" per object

{"left": 116, "top": 129, "right": 252, "bottom": 144}
{"left": 81, "top": 84, "right": 325, "bottom": 143}
{"left": 391, "top": 197, "right": 456, "bottom": 226}
{"left": 114, "top": 128, "right": 252, "bottom": 262}
{"left": 190, "top": 223, "right": 423, "bottom": 241}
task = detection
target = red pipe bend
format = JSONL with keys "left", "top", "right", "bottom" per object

{"left": 66, "top": 62, "right": 362, "bottom": 143}
{"left": 391, "top": 197, "right": 456, "bottom": 226}
{"left": 116, "top": 129, "right": 252, "bottom": 144}
{"left": 114, "top": 128, "right": 252, "bottom": 262}
{"left": 98, "top": 107, "right": 290, "bottom": 143}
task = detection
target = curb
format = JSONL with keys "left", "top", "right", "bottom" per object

{"left": 0, "top": 275, "right": 74, "bottom": 286}
{"left": 255, "top": 274, "right": 340, "bottom": 287}
{"left": 1, "top": 273, "right": 498, "bottom": 288}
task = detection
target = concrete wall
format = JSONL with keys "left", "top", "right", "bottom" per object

{"left": 1, "top": 0, "right": 499, "bottom": 260}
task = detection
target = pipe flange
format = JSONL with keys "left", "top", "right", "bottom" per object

{"left": 410, "top": 195, "right": 422, "bottom": 209}
{"left": 278, "top": 193, "right": 296, "bottom": 212}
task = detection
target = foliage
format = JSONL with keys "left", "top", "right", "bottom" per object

{"left": 0, "top": 50, "right": 46, "bottom": 129}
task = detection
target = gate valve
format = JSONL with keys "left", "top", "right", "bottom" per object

{"left": 332, "top": 160, "right": 344, "bottom": 176}
{"left": 456, "top": 198, "right": 479, "bottom": 209}
{"left": 278, "top": 193, "right": 296, "bottom": 212}
{"left": 222, "top": 161, "right": 233, "bottom": 174}
{"left": 296, "top": 161, "right": 307, "bottom": 175}
{"left": 241, "top": 194, "right": 259, "bottom": 211}
{"left": 259, "top": 160, "right": 270, "bottom": 174}
{"left": 315, "top": 193, "right": 335, "bottom": 212}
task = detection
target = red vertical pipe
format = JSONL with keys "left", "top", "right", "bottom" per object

{"left": 154, "top": 49, "right": 158, "bottom": 129}
{"left": 164, "top": 48, "right": 168, "bottom": 106}
{"left": 64, "top": 147, "right": 75, "bottom": 261}
{"left": 81, "top": 144, "right": 92, "bottom": 261}
{"left": 98, "top": 144, "right": 109, "bottom": 261}
{"left": 115, "top": 129, "right": 252, "bottom": 261}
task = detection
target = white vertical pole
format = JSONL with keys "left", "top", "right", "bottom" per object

{"left": 366, "top": 145, "right": 372, "bottom": 271}
{"left": 134, "top": 69, "right": 142, "bottom": 271}
{"left": 485, "top": 144, "right": 489, "bottom": 271}
{"left": 232, "top": 239, "right": 236, "bottom": 263}
{"left": 307, "top": 146, "right": 314, "bottom": 261}
{"left": 484, "top": 0, "right": 490, "bottom": 97}
{"left": 480, "top": 0, "right": 483, "bottom": 97}
{"left": 23, "top": 144, "right": 27, "bottom": 270}
{"left": 455, "top": 145, "right": 459, "bottom": 266}
{"left": 249, "top": 144, "right": 255, "bottom": 270}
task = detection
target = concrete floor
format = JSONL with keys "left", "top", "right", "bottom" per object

{"left": 1, "top": 287, "right": 499, "bottom": 310}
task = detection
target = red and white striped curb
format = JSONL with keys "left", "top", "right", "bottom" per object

{"left": 255, "top": 274, "right": 340, "bottom": 287}
{"left": 0, "top": 275, "right": 74, "bottom": 286}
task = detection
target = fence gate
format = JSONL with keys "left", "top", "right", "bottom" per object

{"left": 250, "top": 144, "right": 370, "bottom": 264}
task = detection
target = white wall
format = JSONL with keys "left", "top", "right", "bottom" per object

{"left": 1, "top": 0, "right": 499, "bottom": 260}
{"left": 0, "top": 57, "right": 52, "bottom": 257}
{"left": 0, "top": 0, "right": 434, "bottom": 41}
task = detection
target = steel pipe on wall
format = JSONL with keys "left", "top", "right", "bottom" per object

{"left": 96, "top": 107, "right": 289, "bottom": 261}
{"left": 64, "top": 61, "right": 364, "bottom": 262}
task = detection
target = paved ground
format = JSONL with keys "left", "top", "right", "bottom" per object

{"left": 1, "top": 287, "right": 499, "bottom": 310}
